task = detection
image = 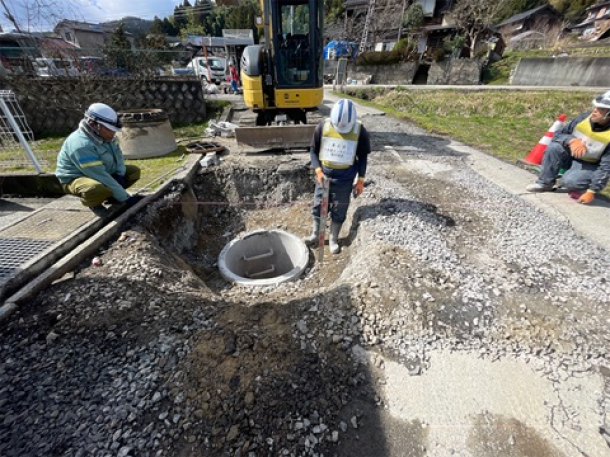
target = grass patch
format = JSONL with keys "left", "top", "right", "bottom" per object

{"left": 2, "top": 120, "right": 212, "bottom": 189}
{"left": 339, "top": 88, "right": 610, "bottom": 199}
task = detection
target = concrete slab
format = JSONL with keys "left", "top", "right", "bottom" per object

{"left": 382, "top": 351, "right": 607, "bottom": 457}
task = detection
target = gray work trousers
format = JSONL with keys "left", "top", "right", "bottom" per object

{"left": 311, "top": 178, "right": 352, "bottom": 224}
{"left": 536, "top": 141, "right": 598, "bottom": 191}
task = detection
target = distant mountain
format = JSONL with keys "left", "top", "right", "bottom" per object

{"left": 102, "top": 16, "right": 154, "bottom": 37}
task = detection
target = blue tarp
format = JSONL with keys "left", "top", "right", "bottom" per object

{"left": 324, "top": 41, "right": 358, "bottom": 60}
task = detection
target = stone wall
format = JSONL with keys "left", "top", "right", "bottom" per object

{"left": 427, "top": 59, "right": 482, "bottom": 85}
{"left": 348, "top": 62, "right": 419, "bottom": 85}
{"left": 4, "top": 77, "right": 207, "bottom": 137}
{"left": 511, "top": 57, "right": 610, "bottom": 86}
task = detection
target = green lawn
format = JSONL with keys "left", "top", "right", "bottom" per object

{"left": 339, "top": 88, "right": 610, "bottom": 199}
{"left": 2, "top": 120, "right": 215, "bottom": 190}
{"left": 1, "top": 99, "right": 231, "bottom": 187}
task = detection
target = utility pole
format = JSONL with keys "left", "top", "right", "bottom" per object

{"left": 397, "top": 0, "right": 407, "bottom": 42}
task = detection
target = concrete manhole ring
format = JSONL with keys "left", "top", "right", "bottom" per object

{"left": 118, "top": 109, "right": 169, "bottom": 123}
{"left": 218, "top": 229, "right": 309, "bottom": 286}
{"left": 117, "top": 108, "right": 177, "bottom": 159}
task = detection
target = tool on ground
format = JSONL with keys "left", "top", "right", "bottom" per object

{"left": 318, "top": 176, "right": 330, "bottom": 263}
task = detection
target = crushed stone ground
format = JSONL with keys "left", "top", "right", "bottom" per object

{"left": 1, "top": 112, "right": 610, "bottom": 457}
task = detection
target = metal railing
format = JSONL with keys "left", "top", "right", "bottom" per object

{"left": 0, "top": 90, "right": 43, "bottom": 174}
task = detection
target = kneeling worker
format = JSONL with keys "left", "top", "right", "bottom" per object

{"left": 305, "top": 99, "right": 371, "bottom": 253}
{"left": 526, "top": 90, "right": 610, "bottom": 204}
{"left": 56, "top": 103, "right": 141, "bottom": 214}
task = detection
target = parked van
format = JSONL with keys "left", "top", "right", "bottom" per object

{"left": 35, "top": 57, "right": 80, "bottom": 77}
{"left": 0, "top": 32, "right": 40, "bottom": 77}
{"left": 186, "top": 56, "right": 228, "bottom": 84}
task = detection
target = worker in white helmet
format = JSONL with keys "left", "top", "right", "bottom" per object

{"left": 56, "top": 103, "right": 141, "bottom": 215}
{"left": 304, "top": 98, "right": 371, "bottom": 254}
{"left": 526, "top": 90, "right": 610, "bottom": 204}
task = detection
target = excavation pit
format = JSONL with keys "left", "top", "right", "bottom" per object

{"left": 218, "top": 229, "right": 309, "bottom": 286}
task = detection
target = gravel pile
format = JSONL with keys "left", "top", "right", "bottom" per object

{"left": 1, "top": 113, "right": 609, "bottom": 456}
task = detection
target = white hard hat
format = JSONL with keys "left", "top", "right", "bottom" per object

{"left": 330, "top": 98, "right": 357, "bottom": 134}
{"left": 592, "top": 90, "right": 610, "bottom": 110}
{"left": 85, "top": 103, "right": 122, "bottom": 132}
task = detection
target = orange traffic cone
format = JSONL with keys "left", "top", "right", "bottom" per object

{"left": 522, "top": 114, "right": 567, "bottom": 165}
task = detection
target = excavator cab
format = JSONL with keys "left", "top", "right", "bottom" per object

{"left": 241, "top": 0, "right": 324, "bottom": 126}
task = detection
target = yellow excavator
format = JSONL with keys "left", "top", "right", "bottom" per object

{"left": 236, "top": 0, "right": 324, "bottom": 149}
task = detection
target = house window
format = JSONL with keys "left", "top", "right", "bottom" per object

{"left": 65, "top": 32, "right": 72, "bottom": 41}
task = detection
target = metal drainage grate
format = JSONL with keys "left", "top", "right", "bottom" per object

{"left": 0, "top": 209, "right": 93, "bottom": 241}
{"left": 0, "top": 238, "right": 54, "bottom": 283}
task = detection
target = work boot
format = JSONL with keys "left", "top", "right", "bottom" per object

{"left": 304, "top": 218, "right": 320, "bottom": 246}
{"left": 89, "top": 204, "right": 108, "bottom": 217}
{"left": 526, "top": 182, "right": 554, "bottom": 193}
{"left": 329, "top": 221, "right": 342, "bottom": 254}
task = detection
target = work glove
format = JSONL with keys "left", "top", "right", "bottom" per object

{"left": 125, "top": 195, "right": 144, "bottom": 207}
{"left": 315, "top": 167, "right": 325, "bottom": 186}
{"left": 568, "top": 138, "right": 587, "bottom": 158}
{"left": 577, "top": 190, "right": 595, "bottom": 205}
{"left": 353, "top": 178, "right": 364, "bottom": 197}
{"left": 112, "top": 173, "right": 127, "bottom": 188}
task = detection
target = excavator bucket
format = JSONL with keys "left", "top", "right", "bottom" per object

{"left": 234, "top": 124, "right": 316, "bottom": 150}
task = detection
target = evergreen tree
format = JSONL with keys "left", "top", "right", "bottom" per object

{"left": 163, "top": 18, "right": 179, "bottom": 36}
{"left": 150, "top": 17, "right": 164, "bottom": 35}
{"left": 103, "top": 22, "right": 134, "bottom": 70}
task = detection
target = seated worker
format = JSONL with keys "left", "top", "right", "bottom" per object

{"left": 526, "top": 90, "right": 610, "bottom": 204}
{"left": 55, "top": 103, "right": 141, "bottom": 215}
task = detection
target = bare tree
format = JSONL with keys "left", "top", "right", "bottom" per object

{"left": 1, "top": 0, "right": 84, "bottom": 32}
{"left": 448, "top": 0, "right": 513, "bottom": 56}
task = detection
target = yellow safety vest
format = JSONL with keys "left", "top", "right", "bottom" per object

{"left": 320, "top": 119, "right": 361, "bottom": 169}
{"left": 572, "top": 116, "right": 610, "bottom": 162}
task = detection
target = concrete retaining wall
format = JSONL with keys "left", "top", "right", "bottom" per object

{"left": 348, "top": 62, "right": 419, "bottom": 85}
{"left": 324, "top": 58, "right": 481, "bottom": 86}
{"left": 428, "top": 59, "right": 482, "bottom": 85}
{"left": 511, "top": 57, "right": 610, "bottom": 87}
{"left": 5, "top": 77, "right": 207, "bottom": 137}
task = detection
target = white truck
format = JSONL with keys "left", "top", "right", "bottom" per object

{"left": 34, "top": 57, "right": 80, "bottom": 77}
{"left": 186, "top": 56, "right": 228, "bottom": 84}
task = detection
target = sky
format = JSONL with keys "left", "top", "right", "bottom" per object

{"left": 0, "top": 0, "right": 184, "bottom": 33}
